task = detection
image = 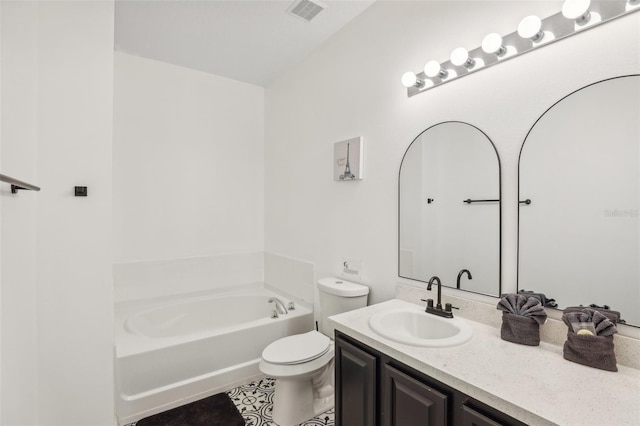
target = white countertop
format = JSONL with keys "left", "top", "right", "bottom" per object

{"left": 329, "top": 299, "right": 640, "bottom": 426}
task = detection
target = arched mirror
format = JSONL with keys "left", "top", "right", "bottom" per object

{"left": 519, "top": 75, "right": 640, "bottom": 327}
{"left": 399, "top": 121, "right": 501, "bottom": 296}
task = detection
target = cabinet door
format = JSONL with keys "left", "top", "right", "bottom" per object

{"left": 461, "top": 404, "right": 504, "bottom": 426}
{"left": 335, "top": 336, "right": 378, "bottom": 426}
{"left": 383, "top": 364, "right": 447, "bottom": 426}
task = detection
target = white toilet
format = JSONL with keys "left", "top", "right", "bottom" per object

{"left": 259, "top": 277, "right": 369, "bottom": 426}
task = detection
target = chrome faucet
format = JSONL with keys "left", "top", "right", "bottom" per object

{"left": 268, "top": 297, "right": 288, "bottom": 315}
{"left": 456, "top": 269, "right": 472, "bottom": 289}
{"left": 423, "top": 276, "right": 456, "bottom": 318}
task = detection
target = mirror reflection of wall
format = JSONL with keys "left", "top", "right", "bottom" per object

{"left": 519, "top": 75, "right": 640, "bottom": 327}
{"left": 399, "top": 122, "right": 501, "bottom": 296}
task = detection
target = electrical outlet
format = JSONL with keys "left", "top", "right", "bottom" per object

{"left": 341, "top": 258, "right": 361, "bottom": 278}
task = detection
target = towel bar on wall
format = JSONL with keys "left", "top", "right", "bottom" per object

{"left": 0, "top": 173, "right": 41, "bottom": 194}
{"left": 463, "top": 198, "right": 499, "bottom": 204}
{"left": 462, "top": 198, "right": 531, "bottom": 204}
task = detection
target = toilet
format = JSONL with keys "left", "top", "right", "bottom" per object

{"left": 259, "top": 277, "right": 369, "bottom": 426}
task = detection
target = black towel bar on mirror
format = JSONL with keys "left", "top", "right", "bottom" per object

{"left": 462, "top": 199, "right": 531, "bottom": 204}
{"left": 0, "top": 173, "right": 41, "bottom": 194}
{"left": 463, "top": 198, "right": 499, "bottom": 204}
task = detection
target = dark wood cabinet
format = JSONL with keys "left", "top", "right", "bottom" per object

{"left": 461, "top": 405, "right": 504, "bottom": 426}
{"left": 383, "top": 363, "right": 447, "bottom": 426}
{"left": 335, "top": 334, "right": 378, "bottom": 426}
{"left": 335, "top": 331, "right": 526, "bottom": 426}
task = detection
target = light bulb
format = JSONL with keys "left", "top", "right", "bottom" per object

{"left": 424, "top": 60, "right": 448, "bottom": 79}
{"left": 481, "top": 33, "right": 506, "bottom": 56}
{"left": 450, "top": 47, "right": 475, "bottom": 69}
{"left": 401, "top": 71, "right": 424, "bottom": 88}
{"left": 518, "top": 15, "right": 544, "bottom": 41}
{"left": 562, "top": 0, "right": 591, "bottom": 23}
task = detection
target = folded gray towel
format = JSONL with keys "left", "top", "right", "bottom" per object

{"left": 497, "top": 294, "right": 547, "bottom": 325}
{"left": 563, "top": 333, "right": 617, "bottom": 372}
{"left": 593, "top": 311, "right": 617, "bottom": 337}
{"left": 520, "top": 297, "right": 545, "bottom": 318}
{"left": 561, "top": 308, "right": 618, "bottom": 337}
{"left": 500, "top": 313, "right": 541, "bottom": 346}
{"left": 517, "top": 290, "right": 557, "bottom": 308}
{"left": 562, "top": 311, "right": 591, "bottom": 329}
{"left": 562, "top": 307, "right": 618, "bottom": 372}
{"left": 563, "top": 306, "right": 620, "bottom": 324}
{"left": 496, "top": 294, "right": 547, "bottom": 346}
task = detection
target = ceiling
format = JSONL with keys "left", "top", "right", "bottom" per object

{"left": 114, "top": 0, "right": 376, "bottom": 87}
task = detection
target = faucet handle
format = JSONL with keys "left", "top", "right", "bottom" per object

{"left": 421, "top": 298, "right": 434, "bottom": 308}
{"left": 271, "top": 309, "right": 279, "bottom": 319}
{"left": 288, "top": 301, "right": 296, "bottom": 310}
{"left": 445, "top": 303, "right": 459, "bottom": 312}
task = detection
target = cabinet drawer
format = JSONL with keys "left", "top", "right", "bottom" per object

{"left": 461, "top": 404, "right": 505, "bottom": 426}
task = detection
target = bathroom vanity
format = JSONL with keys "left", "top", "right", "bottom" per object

{"left": 336, "top": 331, "right": 526, "bottom": 426}
{"left": 330, "top": 299, "right": 640, "bottom": 426}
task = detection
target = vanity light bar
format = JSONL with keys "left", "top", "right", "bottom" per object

{"left": 402, "top": 0, "right": 640, "bottom": 97}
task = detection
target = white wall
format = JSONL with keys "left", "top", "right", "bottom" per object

{"left": 264, "top": 252, "right": 315, "bottom": 305}
{"left": 36, "top": 3, "right": 115, "bottom": 423}
{"left": 113, "top": 252, "right": 264, "bottom": 303}
{"left": 0, "top": 1, "right": 39, "bottom": 423}
{"left": 113, "top": 52, "right": 265, "bottom": 265}
{"left": 1, "top": 1, "right": 2, "bottom": 415}
{"left": 1, "top": 1, "right": 115, "bottom": 424}
{"left": 265, "top": 1, "right": 640, "bottom": 305}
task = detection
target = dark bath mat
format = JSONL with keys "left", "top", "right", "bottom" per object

{"left": 136, "top": 393, "right": 245, "bottom": 426}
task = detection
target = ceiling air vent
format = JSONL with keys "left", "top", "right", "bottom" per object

{"left": 286, "top": 0, "right": 327, "bottom": 22}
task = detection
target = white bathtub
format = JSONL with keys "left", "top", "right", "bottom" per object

{"left": 114, "top": 285, "right": 314, "bottom": 425}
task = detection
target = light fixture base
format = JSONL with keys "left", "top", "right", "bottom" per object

{"left": 405, "top": 0, "right": 639, "bottom": 97}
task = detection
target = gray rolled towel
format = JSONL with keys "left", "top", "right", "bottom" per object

{"left": 593, "top": 311, "right": 617, "bottom": 337}
{"left": 562, "top": 307, "right": 618, "bottom": 372}
{"left": 562, "top": 309, "right": 618, "bottom": 337}
{"left": 517, "top": 290, "right": 557, "bottom": 308}
{"left": 497, "top": 294, "right": 547, "bottom": 325}
{"left": 562, "top": 311, "right": 591, "bottom": 329}
{"left": 500, "top": 312, "right": 541, "bottom": 346}
{"left": 563, "top": 333, "right": 617, "bottom": 372}
{"left": 563, "top": 306, "right": 620, "bottom": 325}
{"left": 497, "top": 294, "right": 547, "bottom": 346}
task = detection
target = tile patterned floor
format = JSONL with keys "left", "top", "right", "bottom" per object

{"left": 227, "top": 377, "right": 335, "bottom": 426}
{"left": 125, "top": 377, "right": 335, "bottom": 426}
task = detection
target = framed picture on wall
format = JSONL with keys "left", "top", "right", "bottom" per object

{"left": 333, "top": 137, "right": 363, "bottom": 181}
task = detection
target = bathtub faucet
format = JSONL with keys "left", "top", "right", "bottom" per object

{"left": 268, "top": 297, "right": 288, "bottom": 315}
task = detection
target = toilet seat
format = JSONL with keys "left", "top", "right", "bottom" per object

{"left": 262, "top": 331, "right": 330, "bottom": 365}
{"left": 259, "top": 341, "right": 335, "bottom": 379}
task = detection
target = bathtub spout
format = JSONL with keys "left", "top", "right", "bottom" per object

{"left": 268, "top": 297, "right": 288, "bottom": 315}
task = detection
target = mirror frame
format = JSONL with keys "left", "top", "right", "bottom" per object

{"left": 398, "top": 120, "right": 502, "bottom": 296}
{"left": 517, "top": 74, "right": 640, "bottom": 326}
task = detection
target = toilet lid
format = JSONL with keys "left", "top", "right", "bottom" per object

{"left": 262, "top": 331, "right": 330, "bottom": 365}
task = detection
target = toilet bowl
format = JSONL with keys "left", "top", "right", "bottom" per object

{"left": 259, "top": 331, "right": 335, "bottom": 426}
{"left": 259, "top": 277, "right": 369, "bottom": 426}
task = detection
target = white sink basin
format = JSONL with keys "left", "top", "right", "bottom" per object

{"left": 368, "top": 305, "right": 473, "bottom": 347}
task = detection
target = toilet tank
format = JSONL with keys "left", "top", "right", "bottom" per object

{"left": 317, "top": 277, "right": 369, "bottom": 337}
